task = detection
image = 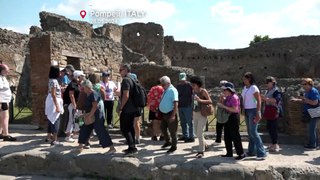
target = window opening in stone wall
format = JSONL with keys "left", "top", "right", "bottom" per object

{"left": 66, "top": 56, "right": 81, "bottom": 70}
{"left": 137, "top": 32, "right": 140, "bottom": 37}
{"left": 156, "top": 33, "right": 160, "bottom": 36}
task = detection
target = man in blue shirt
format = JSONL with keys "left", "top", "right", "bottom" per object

{"left": 159, "top": 76, "right": 179, "bottom": 153}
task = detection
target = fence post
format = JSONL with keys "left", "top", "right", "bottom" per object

{"left": 9, "top": 98, "right": 14, "bottom": 123}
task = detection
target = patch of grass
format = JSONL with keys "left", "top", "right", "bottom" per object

{"left": 12, "top": 105, "right": 32, "bottom": 123}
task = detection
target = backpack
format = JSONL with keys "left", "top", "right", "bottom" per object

{"left": 273, "top": 90, "right": 284, "bottom": 118}
{"left": 129, "top": 78, "right": 148, "bottom": 107}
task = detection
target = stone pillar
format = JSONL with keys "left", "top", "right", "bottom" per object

{"left": 29, "top": 34, "right": 52, "bottom": 129}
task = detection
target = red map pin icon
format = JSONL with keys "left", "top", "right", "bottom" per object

{"left": 80, "top": 10, "right": 86, "bottom": 19}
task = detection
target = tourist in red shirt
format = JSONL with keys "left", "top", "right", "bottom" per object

{"left": 148, "top": 81, "right": 164, "bottom": 141}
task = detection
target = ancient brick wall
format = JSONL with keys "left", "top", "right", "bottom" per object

{"left": 29, "top": 34, "right": 51, "bottom": 127}
{"left": 131, "top": 63, "right": 194, "bottom": 90}
{"left": 40, "top": 11, "right": 92, "bottom": 38}
{"left": 122, "top": 23, "right": 164, "bottom": 65}
{"left": 50, "top": 31, "right": 123, "bottom": 74}
{"left": 0, "top": 28, "right": 31, "bottom": 108}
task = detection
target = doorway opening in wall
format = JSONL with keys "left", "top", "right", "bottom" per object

{"left": 66, "top": 56, "right": 81, "bottom": 70}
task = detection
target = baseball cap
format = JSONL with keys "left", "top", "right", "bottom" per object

{"left": 179, "top": 72, "right": 187, "bottom": 81}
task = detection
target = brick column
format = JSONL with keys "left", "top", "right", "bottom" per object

{"left": 29, "top": 34, "right": 52, "bottom": 129}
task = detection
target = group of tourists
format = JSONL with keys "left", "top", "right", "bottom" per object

{"left": 1, "top": 62, "right": 319, "bottom": 160}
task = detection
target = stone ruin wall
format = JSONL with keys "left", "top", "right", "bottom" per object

{"left": 131, "top": 63, "right": 194, "bottom": 90}
{"left": 0, "top": 28, "right": 31, "bottom": 107}
{"left": 122, "top": 23, "right": 165, "bottom": 65}
{"left": 164, "top": 35, "right": 320, "bottom": 88}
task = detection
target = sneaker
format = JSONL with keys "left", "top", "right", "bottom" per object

{"left": 235, "top": 154, "right": 246, "bottom": 160}
{"left": 161, "top": 142, "right": 172, "bottom": 149}
{"left": 304, "top": 145, "right": 317, "bottom": 151}
{"left": 151, "top": 136, "right": 158, "bottom": 141}
{"left": 245, "top": 152, "right": 256, "bottom": 157}
{"left": 106, "top": 148, "right": 116, "bottom": 155}
{"left": 221, "top": 154, "right": 233, "bottom": 157}
{"left": 269, "top": 144, "right": 280, "bottom": 152}
{"left": 50, "top": 141, "right": 63, "bottom": 146}
{"left": 84, "top": 142, "right": 91, "bottom": 149}
{"left": 195, "top": 152, "right": 204, "bottom": 158}
{"left": 256, "top": 155, "right": 267, "bottom": 160}
{"left": 212, "top": 141, "right": 221, "bottom": 146}
{"left": 107, "top": 124, "right": 113, "bottom": 129}
{"left": 72, "top": 134, "right": 79, "bottom": 139}
{"left": 178, "top": 137, "right": 186, "bottom": 141}
{"left": 3, "top": 135, "right": 16, "bottom": 141}
{"left": 184, "top": 138, "right": 195, "bottom": 143}
{"left": 124, "top": 148, "right": 138, "bottom": 156}
{"left": 65, "top": 137, "right": 75, "bottom": 143}
{"left": 167, "top": 147, "right": 177, "bottom": 154}
{"left": 159, "top": 136, "right": 165, "bottom": 141}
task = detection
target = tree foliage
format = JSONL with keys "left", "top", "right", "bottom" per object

{"left": 249, "top": 35, "right": 271, "bottom": 46}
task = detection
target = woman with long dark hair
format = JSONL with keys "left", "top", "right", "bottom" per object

{"left": 241, "top": 72, "right": 267, "bottom": 160}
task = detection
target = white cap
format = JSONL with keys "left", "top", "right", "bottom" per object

{"left": 73, "top": 70, "right": 85, "bottom": 78}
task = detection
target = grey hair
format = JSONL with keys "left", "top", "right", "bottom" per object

{"left": 160, "top": 76, "right": 171, "bottom": 85}
{"left": 81, "top": 79, "right": 93, "bottom": 90}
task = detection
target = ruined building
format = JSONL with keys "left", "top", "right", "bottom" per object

{"left": 0, "top": 11, "right": 319, "bottom": 138}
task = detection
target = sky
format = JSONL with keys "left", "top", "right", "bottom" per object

{"left": 1, "top": 0, "right": 320, "bottom": 49}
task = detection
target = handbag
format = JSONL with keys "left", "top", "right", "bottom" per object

{"left": 200, "top": 104, "right": 214, "bottom": 116}
{"left": 263, "top": 105, "right": 279, "bottom": 120}
{"left": 216, "top": 107, "right": 230, "bottom": 123}
{"left": 307, "top": 106, "right": 320, "bottom": 118}
{"left": 77, "top": 91, "right": 87, "bottom": 111}
{"left": 199, "top": 89, "right": 214, "bottom": 116}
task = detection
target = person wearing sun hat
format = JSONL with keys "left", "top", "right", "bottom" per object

{"left": 177, "top": 72, "right": 194, "bottom": 143}
{"left": 217, "top": 81, "right": 245, "bottom": 160}
{"left": 63, "top": 70, "right": 85, "bottom": 143}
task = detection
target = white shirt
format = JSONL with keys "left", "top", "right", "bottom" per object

{"left": 241, "top": 85, "right": 259, "bottom": 109}
{"left": 101, "top": 81, "right": 117, "bottom": 101}
{"left": 0, "top": 76, "right": 12, "bottom": 103}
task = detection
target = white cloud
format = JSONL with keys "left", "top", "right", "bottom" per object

{"left": 41, "top": 0, "right": 89, "bottom": 16}
{"left": 41, "top": 0, "right": 176, "bottom": 24}
{"left": 2, "top": 26, "right": 30, "bottom": 34}
{"left": 210, "top": 0, "right": 320, "bottom": 48}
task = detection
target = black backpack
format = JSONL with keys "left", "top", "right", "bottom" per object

{"left": 129, "top": 78, "right": 148, "bottom": 107}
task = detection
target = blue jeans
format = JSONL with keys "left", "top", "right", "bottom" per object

{"left": 179, "top": 106, "right": 194, "bottom": 138}
{"left": 245, "top": 109, "right": 266, "bottom": 157}
{"left": 308, "top": 118, "right": 319, "bottom": 148}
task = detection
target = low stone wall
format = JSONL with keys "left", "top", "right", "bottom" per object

{"left": 1, "top": 152, "right": 320, "bottom": 180}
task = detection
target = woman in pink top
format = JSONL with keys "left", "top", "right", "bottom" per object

{"left": 217, "top": 82, "right": 245, "bottom": 160}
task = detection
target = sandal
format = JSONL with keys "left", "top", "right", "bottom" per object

{"left": 195, "top": 152, "right": 204, "bottom": 158}
{"left": 3, "top": 135, "right": 16, "bottom": 141}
